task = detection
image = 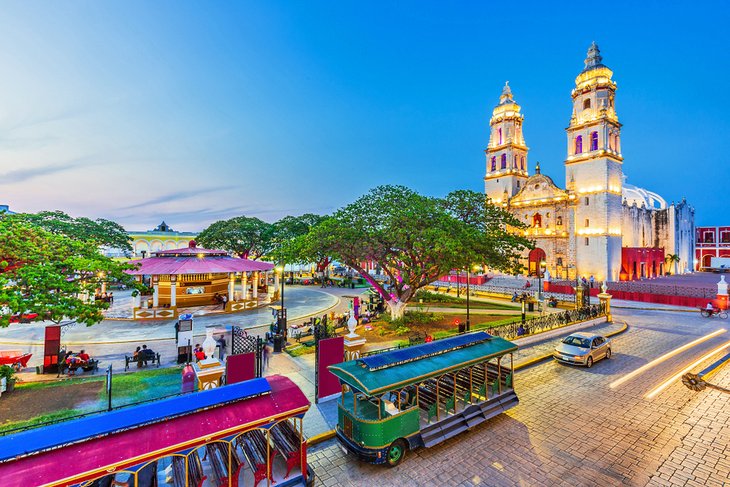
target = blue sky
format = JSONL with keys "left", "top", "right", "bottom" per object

{"left": 0, "top": 1, "right": 727, "bottom": 230}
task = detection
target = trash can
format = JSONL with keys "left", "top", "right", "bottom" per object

{"left": 527, "top": 301, "right": 535, "bottom": 312}
{"left": 273, "top": 334, "right": 284, "bottom": 352}
{"left": 458, "top": 322, "right": 466, "bottom": 333}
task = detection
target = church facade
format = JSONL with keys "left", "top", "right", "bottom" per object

{"left": 484, "top": 43, "right": 694, "bottom": 282}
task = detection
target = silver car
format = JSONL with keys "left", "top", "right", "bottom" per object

{"left": 553, "top": 332, "right": 611, "bottom": 368}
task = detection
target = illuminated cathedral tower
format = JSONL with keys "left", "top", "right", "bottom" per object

{"left": 484, "top": 82, "right": 529, "bottom": 203}
{"left": 565, "top": 42, "right": 624, "bottom": 281}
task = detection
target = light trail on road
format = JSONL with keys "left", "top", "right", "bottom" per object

{"left": 645, "top": 339, "right": 730, "bottom": 399}
{"left": 609, "top": 328, "right": 726, "bottom": 389}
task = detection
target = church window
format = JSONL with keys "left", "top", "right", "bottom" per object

{"left": 585, "top": 219, "right": 590, "bottom": 227}
{"left": 556, "top": 216, "right": 563, "bottom": 226}
{"left": 721, "top": 231, "right": 730, "bottom": 243}
{"left": 557, "top": 257, "right": 563, "bottom": 266}
{"left": 585, "top": 196, "right": 589, "bottom": 206}
{"left": 704, "top": 231, "right": 714, "bottom": 243}
{"left": 498, "top": 128, "right": 503, "bottom": 145}
{"left": 575, "top": 136, "right": 583, "bottom": 154}
{"left": 491, "top": 156, "right": 496, "bottom": 171}
{"left": 533, "top": 213, "right": 542, "bottom": 228}
{"left": 500, "top": 154, "right": 507, "bottom": 169}
{"left": 514, "top": 155, "right": 518, "bottom": 168}
{"left": 517, "top": 181, "right": 520, "bottom": 188}
{"left": 590, "top": 131, "right": 598, "bottom": 151}
{"left": 585, "top": 237, "right": 590, "bottom": 246}
{"left": 583, "top": 99, "right": 591, "bottom": 110}
{"left": 521, "top": 156, "right": 525, "bottom": 170}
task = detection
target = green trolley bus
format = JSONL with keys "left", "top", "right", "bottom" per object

{"left": 328, "top": 331, "right": 518, "bottom": 467}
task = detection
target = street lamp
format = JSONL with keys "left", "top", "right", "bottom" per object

{"left": 538, "top": 260, "right": 546, "bottom": 303}
{"left": 275, "top": 265, "right": 286, "bottom": 346}
{"left": 466, "top": 265, "right": 482, "bottom": 332}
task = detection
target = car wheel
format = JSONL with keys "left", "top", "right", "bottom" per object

{"left": 586, "top": 356, "right": 593, "bottom": 368}
{"left": 605, "top": 348, "right": 611, "bottom": 359}
{"left": 386, "top": 439, "right": 407, "bottom": 467}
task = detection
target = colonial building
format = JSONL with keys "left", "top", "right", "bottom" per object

{"left": 695, "top": 226, "right": 730, "bottom": 270}
{"left": 129, "top": 221, "right": 198, "bottom": 258}
{"left": 484, "top": 43, "right": 695, "bottom": 282}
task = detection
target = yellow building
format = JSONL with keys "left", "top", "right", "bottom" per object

{"left": 129, "top": 221, "right": 198, "bottom": 258}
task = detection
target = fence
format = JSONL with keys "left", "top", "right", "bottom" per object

{"left": 361, "top": 303, "right": 607, "bottom": 359}
{"left": 431, "top": 280, "right": 575, "bottom": 304}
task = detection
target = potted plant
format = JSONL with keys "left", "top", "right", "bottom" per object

{"left": 0, "top": 365, "right": 17, "bottom": 393}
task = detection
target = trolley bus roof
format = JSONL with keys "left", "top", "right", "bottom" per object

{"left": 328, "top": 333, "right": 518, "bottom": 396}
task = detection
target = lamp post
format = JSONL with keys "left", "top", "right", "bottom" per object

{"left": 538, "top": 260, "right": 546, "bottom": 303}
{"left": 466, "top": 268, "right": 470, "bottom": 332}
{"left": 275, "top": 265, "right": 286, "bottom": 347}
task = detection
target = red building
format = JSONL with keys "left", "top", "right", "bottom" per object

{"left": 695, "top": 226, "right": 730, "bottom": 270}
{"left": 619, "top": 247, "right": 665, "bottom": 281}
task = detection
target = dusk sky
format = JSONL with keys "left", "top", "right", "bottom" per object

{"left": 0, "top": 2, "right": 727, "bottom": 230}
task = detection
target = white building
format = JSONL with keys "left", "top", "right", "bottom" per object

{"left": 484, "top": 43, "right": 695, "bottom": 282}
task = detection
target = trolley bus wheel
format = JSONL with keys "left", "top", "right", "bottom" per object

{"left": 585, "top": 356, "right": 593, "bottom": 368}
{"left": 386, "top": 439, "right": 407, "bottom": 467}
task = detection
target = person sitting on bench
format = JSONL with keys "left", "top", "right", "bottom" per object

{"left": 137, "top": 344, "right": 156, "bottom": 367}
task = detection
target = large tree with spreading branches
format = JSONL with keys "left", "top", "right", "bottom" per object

{"left": 196, "top": 216, "right": 273, "bottom": 259}
{"left": 0, "top": 215, "right": 145, "bottom": 327}
{"left": 307, "top": 185, "right": 531, "bottom": 319}
{"left": 19, "top": 210, "right": 133, "bottom": 253}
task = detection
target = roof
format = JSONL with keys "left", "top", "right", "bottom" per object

{"left": 0, "top": 375, "right": 308, "bottom": 487}
{"left": 328, "top": 332, "right": 518, "bottom": 396}
{"left": 126, "top": 255, "right": 274, "bottom": 275}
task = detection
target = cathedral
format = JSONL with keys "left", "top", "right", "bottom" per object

{"left": 484, "top": 43, "right": 695, "bottom": 282}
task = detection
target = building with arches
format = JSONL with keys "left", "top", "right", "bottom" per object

{"left": 695, "top": 226, "right": 730, "bottom": 270}
{"left": 484, "top": 43, "right": 695, "bottom": 282}
{"left": 128, "top": 221, "right": 198, "bottom": 258}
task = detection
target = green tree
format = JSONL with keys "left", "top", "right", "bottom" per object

{"left": 665, "top": 254, "right": 680, "bottom": 275}
{"left": 196, "top": 216, "right": 273, "bottom": 259}
{"left": 19, "top": 210, "right": 132, "bottom": 253}
{"left": 308, "top": 186, "right": 530, "bottom": 319}
{"left": 0, "top": 216, "right": 144, "bottom": 327}
{"left": 269, "top": 214, "right": 332, "bottom": 272}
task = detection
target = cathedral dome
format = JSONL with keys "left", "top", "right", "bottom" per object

{"left": 623, "top": 182, "right": 666, "bottom": 210}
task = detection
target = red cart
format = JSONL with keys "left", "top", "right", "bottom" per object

{"left": 0, "top": 351, "right": 33, "bottom": 372}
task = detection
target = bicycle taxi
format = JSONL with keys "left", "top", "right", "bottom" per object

{"left": 328, "top": 331, "right": 518, "bottom": 467}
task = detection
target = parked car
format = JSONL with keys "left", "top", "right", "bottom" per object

{"left": 553, "top": 332, "right": 611, "bottom": 368}
{"left": 8, "top": 313, "right": 39, "bottom": 324}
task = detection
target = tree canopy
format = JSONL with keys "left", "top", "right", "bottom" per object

{"left": 0, "top": 215, "right": 144, "bottom": 327}
{"left": 307, "top": 185, "right": 531, "bottom": 318}
{"left": 269, "top": 214, "right": 330, "bottom": 271}
{"left": 19, "top": 210, "right": 132, "bottom": 253}
{"left": 196, "top": 216, "right": 272, "bottom": 259}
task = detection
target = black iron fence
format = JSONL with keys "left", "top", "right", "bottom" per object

{"left": 361, "top": 303, "right": 607, "bottom": 359}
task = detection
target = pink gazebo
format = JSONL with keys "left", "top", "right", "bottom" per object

{"left": 126, "top": 241, "right": 276, "bottom": 319}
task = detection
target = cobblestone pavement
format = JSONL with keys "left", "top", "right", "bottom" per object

{"left": 309, "top": 308, "right": 730, "bottom": 486}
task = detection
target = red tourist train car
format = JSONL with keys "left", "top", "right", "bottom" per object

{"left": 0, "top": 375, "right": 313, "bottom": 487}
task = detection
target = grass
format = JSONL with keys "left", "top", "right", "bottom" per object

{"left": 104, "top": 366, "right": 183, "bottom": 404}
{"left": 286, "top": 345, "right": 316, "bottom": 357}
{"left": 413, "top": 290, "right": 519, "bottom": 310}
{"left": 0, "top": 409, "right": 84, "bottom": 434}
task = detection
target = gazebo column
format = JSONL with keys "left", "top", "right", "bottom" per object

{"left": 242, "top": 272, "right": 248, "bottom": 300}
{"left": 132, "top": 276, "right": 142, "bottom": 309}
{"left": 170, "top": 275, "right": 177, "bottom": 308}
{"left": 152, "top": 275, "right": 159, "bottom": 308}
{"left": 252, "top": 272, "right": 259, "bottom": 299}
{"left": 228, "top": 273, "right": 235, "bottom": 303}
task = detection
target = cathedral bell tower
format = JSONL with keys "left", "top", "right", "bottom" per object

{"left": 484, "top": 82, "right": 529, "bottom": 204}
{"left": 565, "top": 43, "right": 624, "bottom": 281}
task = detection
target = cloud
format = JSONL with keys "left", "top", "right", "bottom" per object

{"left": 0, "top": 161, "right": 88, "bottom": 185}
{"left": 119, "top": 186, "right": 237, "bottom": 210}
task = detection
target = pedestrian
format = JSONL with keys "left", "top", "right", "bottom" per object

{"left": 589, "top": 275, "right": 595, "bottom": 288}
{"left": 262, "top": 344, "right": 271, "bottom": 372}
{"left": 221, "top": 294, "right": 228, "bottom": 310}
{"left": 216, "top": 335, "right": 227, "bottom": 361}
{"left": 109, "top": 292, "right": 114, "bottom": 304}
{"left": 194, "top": 343, "right": 206, "bottom": 362}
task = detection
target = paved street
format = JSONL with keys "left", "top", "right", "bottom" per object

{"left": 308, "top": 308, "right": 730, "bottom": 486}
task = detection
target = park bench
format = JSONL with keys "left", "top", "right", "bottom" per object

{"left": 292, "top": 323, "right": 313, "bottom": 343}
{"left": 236, "top": 429, "right": 275, "bottom": 487}
{"left": 270, "top": 419, "right": 302, "bottom": 479}
{"left": 124, "top": 351, "right": 161, "bottom": 371}
{"left": 57, "top": 355, "right": 99, "bottom": 376}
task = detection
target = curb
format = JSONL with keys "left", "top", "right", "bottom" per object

{"left": 305, "top": 321, "right": 630, "bottom": 446}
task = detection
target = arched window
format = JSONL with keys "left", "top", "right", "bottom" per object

{"left": 498, "top": 128, "right": 503, "bottom": 145}
{"left": 608, "top": 133, "right": 614, "bottom": 151}
{"left": 500, "top": 154, "right": 507, "bottom": 169}
{"left": 575, "top": 135, "right": 583, "bottom": 154}
{"left": 556, "top": 216, "right": 563, "bottom": 226}
{"left": 590, "top": 131, "right": 598, "bottom": 151}
{"left": 521, "top": 156, "right": 525, "bottom": 170}
{"left": 514, "top": 155, "right": 518, "bottom": 168}
{"left": 490, "top": 156, "right": 496, "bottom": 171}
{"left": 532, "top": 213, "right": 542, "bottom": 228}
{"left": 583, "top": 99, "right": 591, "bottom": 110}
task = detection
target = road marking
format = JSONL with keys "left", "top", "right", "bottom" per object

{"left": 609, "top": 328, "right": 726, "bottom": 389}
{"left": 645, "top": 339, "right": 730, "bottom": 399}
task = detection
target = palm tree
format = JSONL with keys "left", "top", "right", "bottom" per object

{"left": 665, "top": 254, "right": 680, "bottom": 275}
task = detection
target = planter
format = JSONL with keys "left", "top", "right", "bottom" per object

{"left": 5, "top": 378, "right": 15, "bottom": 393}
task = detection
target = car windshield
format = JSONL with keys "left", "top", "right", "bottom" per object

{"left": 562, "top": 336, "right": 591, "bottom": 348}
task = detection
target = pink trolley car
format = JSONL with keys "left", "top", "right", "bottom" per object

{"left": 0, "top": 375, "right": 314, "bottom": 487}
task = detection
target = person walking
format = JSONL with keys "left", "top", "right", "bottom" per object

{"left": 262, "top": 344, "right": 271, "bottom": 373}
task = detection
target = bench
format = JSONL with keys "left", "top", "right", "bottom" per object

{"left": 292, "top": 324, "right": 313, "bottom": 343}
{"left": 124, "top": 351, "right": 161, "bottom": 371}
{"left": 58, "top": 358, "right": 99, "bottom": 376}
{"left": 236, "top": 429, "right": 274, "bottom": 487}
{"left": 204, "top": 442, "right": 238, "bottom": 487}
{"left": 270, "top": 420, "right": 302, "bottom": 479}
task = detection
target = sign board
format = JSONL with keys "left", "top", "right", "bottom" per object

{"left": 176, "top": 319, "right": 193, "bottom": 348}
{"left": 316, "top": 336, "right": 344, "bottom": 402}
{"left": 226, "top": 352, "right": 256, "bottom": 384}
